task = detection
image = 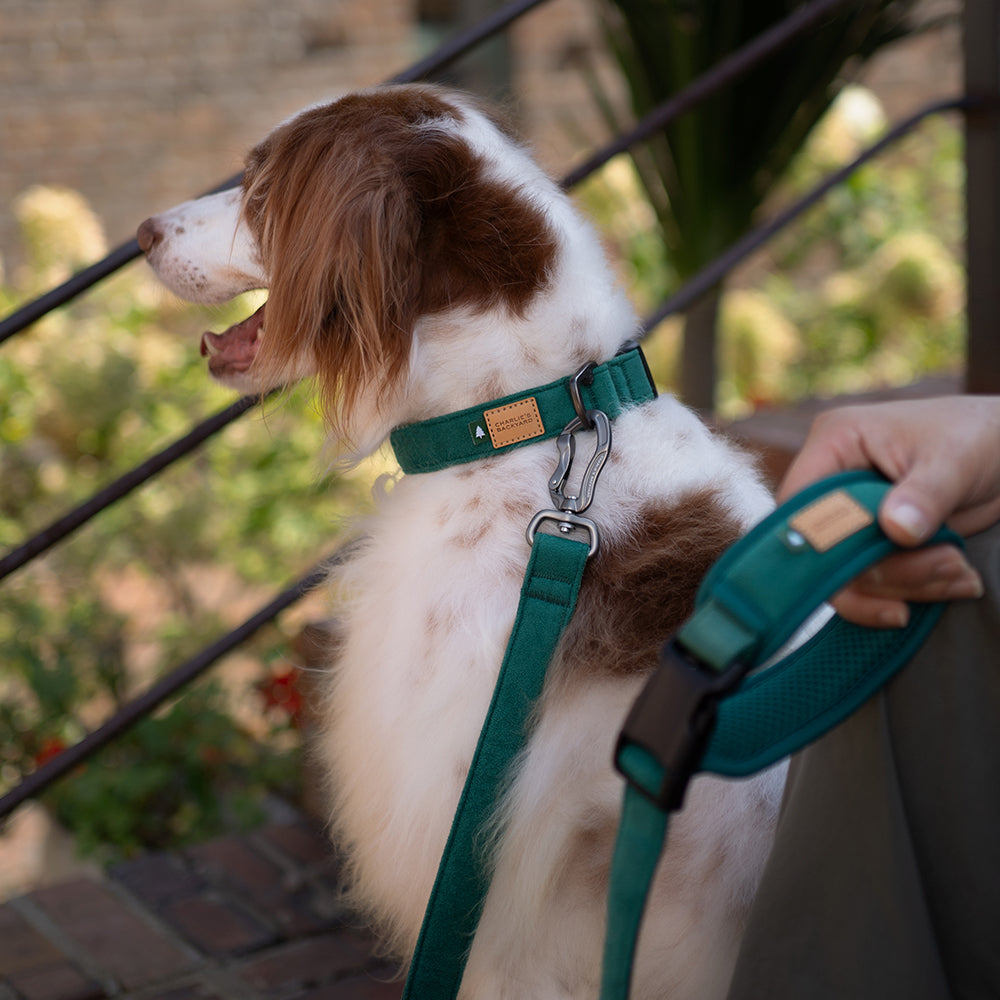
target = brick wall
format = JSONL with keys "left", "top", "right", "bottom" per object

{"left": 0, "top": 0, "right": 417, "bottom": 260}
{"left": 0, "top": 0, "right": 960, "bottom": 274}
{"left": 0, "top": 0, "right": 610, "bottom": 267}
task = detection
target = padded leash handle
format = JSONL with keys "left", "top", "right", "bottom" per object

{"left": 605, "top": 471, "right": 963, "bottom": 1000}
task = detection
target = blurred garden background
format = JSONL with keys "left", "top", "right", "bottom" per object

{"left": 0, "top": 0, "right": 967, "bottom": 888}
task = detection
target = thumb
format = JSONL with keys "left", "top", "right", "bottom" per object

{"left": 879, "top": 473, "right": 963, "bottom": 546}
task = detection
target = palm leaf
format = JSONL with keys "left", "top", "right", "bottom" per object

{"left": 597, "top": 0, "right": 954, "bottom": 407}
{"left": 604, "top": 0, "right": 941, "bottom": 277}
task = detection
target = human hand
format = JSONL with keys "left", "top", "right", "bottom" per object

{"left": 777, "top": 395, "right": 1000, "bottom": 627}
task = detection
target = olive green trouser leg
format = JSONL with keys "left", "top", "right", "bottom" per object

{"left": 727, "top": 522, "right": 1000, "bottom": 1000}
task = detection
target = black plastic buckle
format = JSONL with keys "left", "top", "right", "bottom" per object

{"left": 615, "top": 638, "right": 748, "bottom": 811}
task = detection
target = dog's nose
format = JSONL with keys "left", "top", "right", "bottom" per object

{"left": 136, "top": 217, "right": 161, "bottom": 254}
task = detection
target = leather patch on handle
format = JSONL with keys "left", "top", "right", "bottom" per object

{"left": 789, "top": 490, "right": 874, "bottom": 553}
{"left": 483, "top": 397, "right": 545, "bottom": 448}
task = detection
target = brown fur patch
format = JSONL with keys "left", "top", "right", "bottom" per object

{"left": 239, "top": 85, "right": 558, "bottom": 440}
{"left": 501, "top": 494, "right": 537, "bottom": 523}
{"left": 552, "top": 489, "right": 742, "bottom": 681}
{"left": 562, "top": 818, "right": 617, "bottom": 901}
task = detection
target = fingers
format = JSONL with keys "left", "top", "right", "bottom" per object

{"left": 855, "top": 546, "right": 982, "bottom": 600}
{"left": 831, "top": 591, "right": 912, "bottom": 629}
{"left": 831, "top": 545, "right": 984, "bottom": 628}
{"left": 780, "top": 396, "right": 1000, "bottom": 544}
{"left": 879, "top": 470, "right": 976, "bottom": 546}
{"left": 882, "top": 482, "right": 1000, "bottom": 546}
{"left": 877, "top": 495, "right": 937, "bottom": 546}
{"left": 774, "top": 396, "right": 1000, "bottom": 628}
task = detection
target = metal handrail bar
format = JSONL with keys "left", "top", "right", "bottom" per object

{"left": 193, "top": 0, "right": 557, "bottom": 202}
{"left": 0, "top": 0, "right": 877, "bottom": 581}
{"left": 388, "top": 0, "right": 549, "bottom": 86}
{"left": 0, "top": 239, "right": 148, "bottom": 347}
{"left": 0, "top": 97, "right": 967, "bottom": 814}
{"left": 560, "top": 0, "right": 854, "bottom": 189}
{"left": 641, "top": 96, "right": 972, "bottom": 331}
{"left": 0, "top": 550, "right": 345, "bottom": 821}
{"left": 0, "top": 394, "right": 261, "bottom": 580}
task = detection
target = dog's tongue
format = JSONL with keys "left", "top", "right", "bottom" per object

{"left": 200, "top": 302, "right": 265, "bottom": 378}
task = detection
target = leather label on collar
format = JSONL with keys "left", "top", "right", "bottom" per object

{"left": 482, "top": 397, "right": 545, "bottom": 449}
{"left": 789, "top": 490, "right": 874, "bottom": 553}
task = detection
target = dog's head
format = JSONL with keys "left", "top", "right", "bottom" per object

{"left": 138, "top": 85, "right": 560, "bottom": 447}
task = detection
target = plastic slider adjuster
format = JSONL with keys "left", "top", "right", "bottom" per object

{"left": 615, "top": 638, "right": 749, "bottom": 810}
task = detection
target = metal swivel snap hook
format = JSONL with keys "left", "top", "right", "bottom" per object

{"left": 526, "top": 407, "right": 612, "bottom": 557}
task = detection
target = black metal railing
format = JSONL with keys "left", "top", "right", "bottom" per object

{"left": 0, "top": 0, "right": 871, "bottom": 586}
{"left": 0, "top": 0, "right": 992, "bottom": 821}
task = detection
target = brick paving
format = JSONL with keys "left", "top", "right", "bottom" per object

{"left": 0, "top": 817, "right": 402, "bottom": 1000}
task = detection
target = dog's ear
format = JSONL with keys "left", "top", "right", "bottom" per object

{"left": 307, "top": 168, "right": 420, "bottom": 432}
{"left": 243, "top": 109, "right": 423, "bottom": 438}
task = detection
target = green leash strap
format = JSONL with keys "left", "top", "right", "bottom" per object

{"left": 398, "top": 352, "right": 628, "bottom": 998}
{"left": 601, "top": 745, "right": 671, "bottom": 1000}
{"left": 389, "top": 347, "right": 655, "bottom": 475}
{"left": 402, "top": 529, "right": 592, "bottom": 1000}
{"left": 604, "top": 471, "right": 963, "bottom": 1000}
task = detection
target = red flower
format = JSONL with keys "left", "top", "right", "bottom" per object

{"left": 34, "top": 737, "right": 67, "bottom": 767}
{"left": 257, "top": 668, "right": 305, "bottom": 727}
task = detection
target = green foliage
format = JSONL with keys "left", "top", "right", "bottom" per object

{"left": 44, "top": 683, "right": 289, "bottom": 858}
{"left": 0, "top": 186, "right": 374, "bottom": 857}
{"left": 579, "top": 75, "right": 964, "bottom": 415}
{"left": 747, "top": 102, "right": 964, "bottom": 408}
{"left": 587, "top": 0, "right": 955, "bottom": 407}
{"left": 600, "top": 0, "right": 933, "bottom": 279}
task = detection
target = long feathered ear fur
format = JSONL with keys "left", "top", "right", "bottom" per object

{"left": 242, "top": 97, "right": 432, "bottom": 438}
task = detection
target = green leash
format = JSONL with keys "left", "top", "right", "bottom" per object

{"left": 402, "top": 529, "right": 591, "bottom": 999}
{"left": 604, "top": 470, "right": 962, "bottom": 1000}
{"left": 401, "top": 351, "right": 655, "bottom": 999}
{"left": 392, "top": 349, "right": 961, "bottom": 999}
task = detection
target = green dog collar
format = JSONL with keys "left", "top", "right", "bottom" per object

{"left": 389, "top": 346, "right": 656, "bottom": 474}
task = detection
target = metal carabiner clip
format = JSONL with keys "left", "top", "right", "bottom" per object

{"left": 525, "top": 368, "right": 611, "bottom": 558}
{"left": 548, "top": 409, "right": 612, "bottom": 515}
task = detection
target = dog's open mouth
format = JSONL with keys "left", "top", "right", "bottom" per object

{"left": 200, "top": 303, "right": 265, "bottom": 380}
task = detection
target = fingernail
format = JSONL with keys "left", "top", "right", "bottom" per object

{"left": 932, "top": 552, "right": 971, "bottom": 580}
{"left": 878, "top": 606, "right": 910, "bottom": 628}
{"left": 888, "top": 502, "right": 932, "bottom": 543}
{"left": 946, "top": 574, "right": 985, "bottom": 601}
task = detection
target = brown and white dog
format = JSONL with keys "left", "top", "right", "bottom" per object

{"left": 138, "top": 84, "right": 784, "bottom": 999}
